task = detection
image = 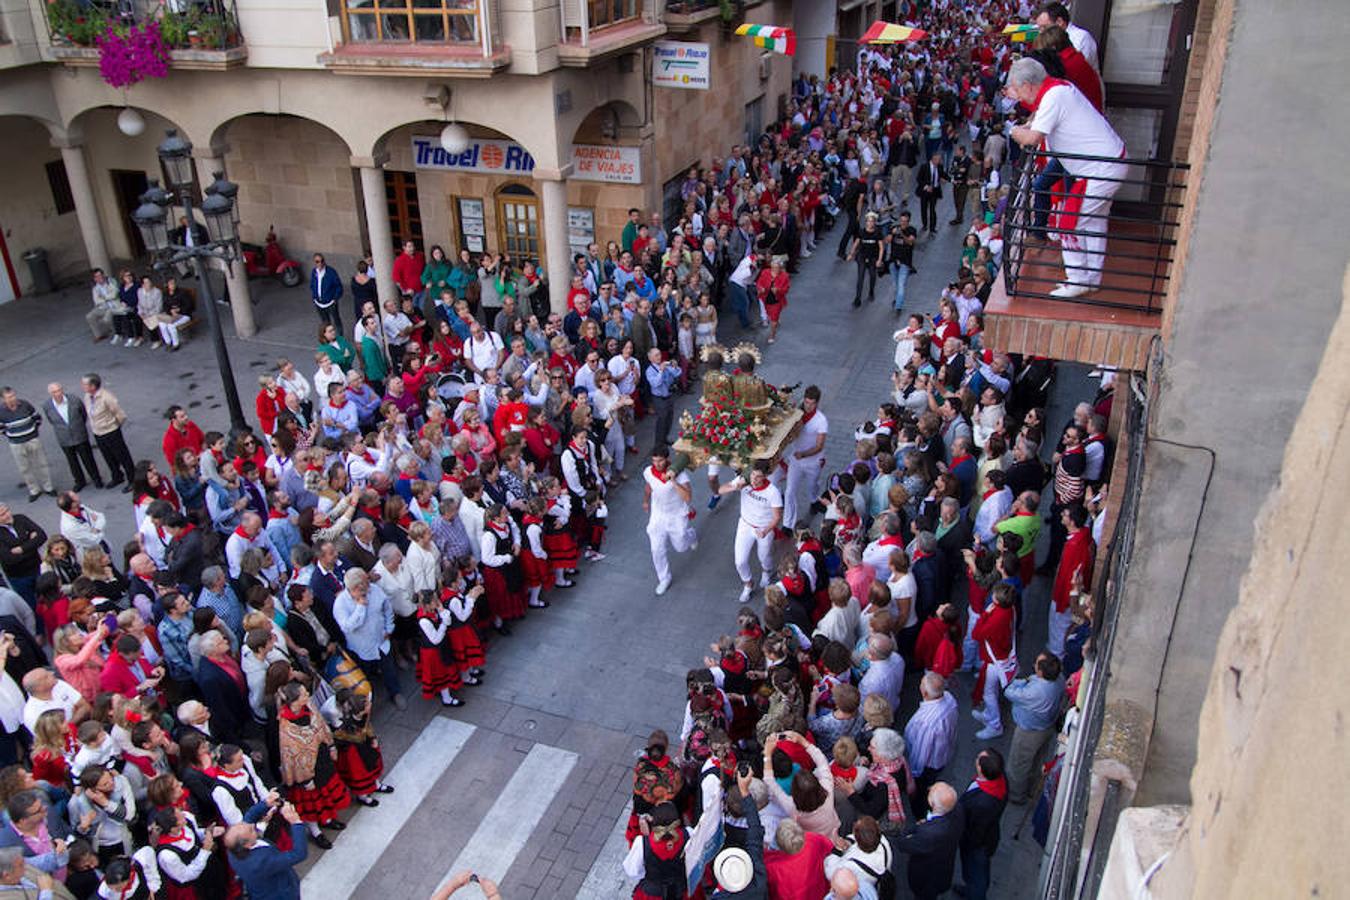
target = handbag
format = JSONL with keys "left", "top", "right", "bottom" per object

{"left": 851, "top": 840, "right": 896, "bottom": 900}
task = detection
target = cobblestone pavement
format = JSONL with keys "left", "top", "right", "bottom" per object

{"left": 0, "top": 209, "right": 1088, "bottom": 898}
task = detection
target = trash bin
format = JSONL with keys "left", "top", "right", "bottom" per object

{"left": 21, "top": 248, "right": 53, "bottom": 295}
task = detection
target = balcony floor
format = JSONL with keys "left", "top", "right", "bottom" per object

{"left": 986, "top": 223, "right": 1169, "bottom": 370}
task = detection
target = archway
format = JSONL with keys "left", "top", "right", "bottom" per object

{"left": 0, "top": 116, "right": 78, "bottom": 298}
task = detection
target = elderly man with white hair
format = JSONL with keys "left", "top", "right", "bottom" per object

{"left": 333, "top": 568, "right": 406, "bottom": 710}
{"left": 858, "top": 633, "right": 905, "bottom": 712}
{"left": 224, "top": 512, "right": 284, "bottom": 583}
{"left": 894, "top": 782, "right": 965, "bottom": 900}
{"left": 904, "top": 672, "right": 960, "bottom": 819}
{"left": 1007, "top": 56, "right": 1128, "bottom": 299}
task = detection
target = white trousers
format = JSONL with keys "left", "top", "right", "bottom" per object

{"left": 783, "top": 455, "right": 825, "bottom": 529}
{"left": 648, "top": 515, "right": 697, "bottom": 583}
{"left": 1047, "top": 603, "right": 1071, "bottom": 657}
{"left": 1059, "top": 174, "right": 1121, "bottom": 289}
{"left": 734, "top": 518, "right": 774, "bottom": 585}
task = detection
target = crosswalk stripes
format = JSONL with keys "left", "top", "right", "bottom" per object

{"left": 434, "top": 743, "right": 580, "bottom": 892}
{"left": 576, "top": 801, "right": 633, "bottom": 900}
{"left": 299, "top": 717, "right": 477, "bottom": 900}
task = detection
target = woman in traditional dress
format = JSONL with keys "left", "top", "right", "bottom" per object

{"left": 276, "top": 681, "right": 349, "bottom": 848}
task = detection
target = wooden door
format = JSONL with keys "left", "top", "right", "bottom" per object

{"left": 110, "top": 169, "right": 150, "bottom": 259}
{"left": 384, "top": 170, "right": 424, "bottom": 250}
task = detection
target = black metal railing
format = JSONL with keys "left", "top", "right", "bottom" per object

{"left": 45, "top": 0, "right": 243, "bottom": 51}
{"left": 1002, "top": 148, "right": 1188, "bottom": 313}
{"left": 1037, "top": 340, "right": 1158, "bottom": 900}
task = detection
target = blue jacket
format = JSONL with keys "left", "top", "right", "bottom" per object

{"left": 232, "top": 801, "right": 308, "bottom": 900}
{"left": 311, "top": 266, "right": 343, "bottom": 307}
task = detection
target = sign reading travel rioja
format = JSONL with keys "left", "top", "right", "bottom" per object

{"left": 652, "top": 41, "right": 711, "bottom": 90}
{"left": 411, "top": 137, "right": 642, "bottom": 184}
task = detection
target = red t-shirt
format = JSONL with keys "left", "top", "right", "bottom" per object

{"left": 765, "top": 831, "right": 833, "bottom": 900}
{"left": 392, "top": 251, "right": 426, "bottom": 295}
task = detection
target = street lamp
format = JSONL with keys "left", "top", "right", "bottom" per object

{"left": 135, "top": 129, "right": 248, "bottom": 431}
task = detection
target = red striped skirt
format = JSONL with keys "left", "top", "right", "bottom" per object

{"left": 417, "top": 645, "right": 462, "bottom": 695}
{"left": 483, "top": 565, "right": 526, "bottom": 621}
{"left": 448, "top": 624, "right": 486, "bottom": 671}
{"left": 336, "top": 741, "right": 384, "bottom": 796}
{"left": 286, "top": 769, "right": 350, "bottom": 823}
{"left": 522, "top": 549, "right": 554, "bottom": 589}
{"left": 541, "top": 530, "right": 579, "bottom": 569}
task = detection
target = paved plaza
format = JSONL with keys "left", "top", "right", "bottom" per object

{"left": 0, "top": 217, "right": 1085, "bottom": 898}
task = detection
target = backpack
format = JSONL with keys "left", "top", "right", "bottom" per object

{"left": 852, "top": 841, "right": 896, "bottom": 900}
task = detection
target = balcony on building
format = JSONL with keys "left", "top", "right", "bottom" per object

{"left": 318, "top": 0, "right": 508, "bottom": 77}
{"left": 557, "top": 0, "right": 665, "bottom": 66}
{"left": 43, "top": 0, "right": 248, "bottom": 69}
{"left": 984, "top": 149, "right": 1189, "bottom": 372}
{"left": 662, "top": 0, "right": 762, "bottom": 34}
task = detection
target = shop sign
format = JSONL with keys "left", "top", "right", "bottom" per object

{"left": 570, "top": 145, "right": 642, "bottom": 184}
{"left": 567, "top": 207, "right": 595, "bottom": 253}
{"left": 653, "top": 40, "right": 711, "bottom": 90}
{"left": 412, "top": 136, "right": 536, "bottom": 173}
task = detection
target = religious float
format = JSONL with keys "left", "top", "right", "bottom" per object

{"left": 673, "top": 342, "right": 803, "bottom": 469}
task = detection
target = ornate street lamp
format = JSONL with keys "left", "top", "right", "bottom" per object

{"left": 139, "top": 130, "right": 248, "bottom": 430}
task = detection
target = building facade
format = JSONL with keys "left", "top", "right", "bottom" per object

{"left": 0, "top": 0, "right": 791, "bottom": 320}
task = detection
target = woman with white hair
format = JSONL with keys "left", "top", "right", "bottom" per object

{"left": 839, "top": 727, "right": 915, "bottom": 835}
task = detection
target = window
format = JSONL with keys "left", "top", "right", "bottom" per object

{"left": 495, "top": 184, "right": 540, "bottom": 265}
{"left": 744, "top": 95, "right": 764, "bottom": 147}
{"left": 384, "top": 171, "right": 424, "bottom": 249}
{"left": 587, "top": 0, "right": 642, "bottom": 31}
{"left": 45, "top": 160, "right": 75, "bottom": 215}
{"left": 343, "top": 0, "right": 480, "bottom": 43}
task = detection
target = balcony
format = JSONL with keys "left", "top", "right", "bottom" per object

{"left": 558, "top": 0, "right": 665, "bottom": 66}
{"left": 984, "top": 148, "right": 1189, "bottom": 371}
{"left": 663, "top": 0, "right": 762, "bottom": 33}
{"left": 319, "top": 0, "right": 508, "bottom": 77}
{"left": 44, "top": 0, "right": 247, "bottom": 69}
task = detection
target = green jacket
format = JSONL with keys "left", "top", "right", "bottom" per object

{"left": 446, "top": 264, "right": 475, "bottom": 301}
{"left": 360, "top": 335, "right": 388, "bottom": 382}
{"left": 422, "top": 259, "right": 453, "bottom": 296}
{"left": 319, "top": 337, "right": 356, "bottom": 371}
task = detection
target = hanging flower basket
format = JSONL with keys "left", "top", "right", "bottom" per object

{"left": 95, "top": 21, "right": 170, "bottom": 89}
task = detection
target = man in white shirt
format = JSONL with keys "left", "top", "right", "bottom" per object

{"left": 224, "top": 512, "right": 285, "bottom": 583}
{"left": 462, "top": 320, "right": 505, "bottom": 381}
{"left": 343, "top": 432, "right": 389, "bottom": 490}
{"left": 858, "top": 632, "right": 905, "bottom": 712}
{"left": 643, "top": 447, "right": 698, "bottom": 596}
{"left": 716, "top": 460, "right": 783, "bottom": 604}
{"left": 1035, "top": 2, "right": 1099, "bottom": 71}
{"left": 973, "top": 469, "right": 1014, "bottom": 548}
{"left": 21, "top": 668, "right": 89, "bottom": 734}
{"left": 782, "top": 386, "right": 829, "bottom": 530}
{"left": 1008, "top": 57, "right": 1127, "bottom": 297}
{"left": 572, "top": 351, "right": 605, "bottom": 402}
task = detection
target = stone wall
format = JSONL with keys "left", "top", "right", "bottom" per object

{"left": 222, "top": 115, "right": 363, "bottom": 266}
{"left": 0, "top": 117, "right": 88, "bottom": 292}
{"left": 652, "top": 0, "right": 794, "bottom": 185}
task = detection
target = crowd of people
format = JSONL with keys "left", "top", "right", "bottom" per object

{"left": 617, "top": 2, "right": 1123, "bottom": 900}
{"left": 0, "top": 0, "right": 1137, "bottom": 897}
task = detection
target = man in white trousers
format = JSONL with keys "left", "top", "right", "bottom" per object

{"left": 782, "top": 386, "right": 828, "bottom": 529}
{"left": 643, "top": 447, "right": 698, "bottom": 596}
{"left": 1007, "top": 57, "right": 1127, "bottom": 300}
{"left": 717, "top": 459, "right": 783, "bottom": 604}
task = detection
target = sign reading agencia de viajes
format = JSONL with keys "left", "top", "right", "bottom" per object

{"left": 652, "top": 41, "right": 711, "bottom": 90}
{"left": 412, "top": 137, "right": 642, "bottom": 184}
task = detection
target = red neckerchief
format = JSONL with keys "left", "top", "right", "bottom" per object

{"left": 233, "top": 526, "right": 251, "bottom": 541}
{"left": 799, "top": 538, "right": 822, "bottom": 554}
{"left": 174, "top": 523, "right": 195, "bottom": 539}
{"left": 397, "top": 514, "right": 412, "bottom": 528}
{"left": 878, "top": 418, "right": 896, "bottom": 431}
{"left": 647, "top": 828, "right": 687, "bottom": 861}
{"left": 155, "top": 524, "right": 168, "bottom": 542}
{"left": 783, "top": 572, "right": 808, "bottom": 595}
{"left": 416, "top": 607, "right": 441, "bottom": 622}
{"left": 951, "top": 453, "right": 974, "bottom": 468}
{"left": 355, "top": 449, "right": 375, "bottom": 464}
{"left": 976, "top": 775, "right": 1008, "bottom": 800}
{"left": 1030, "top": 76, "right": 1073, "bottom": 112}
{"left": 878, "top": 534, "right": 904, "bottom": 547}
{"left": 359, "top": 505, "right": 383, "bottom": 521}
{"left": 329, "top": 399, "right": 347, "bottom": 411}
{"left": 1086, "top": 434, "right": 1106, "bottom": 444}
{"left": 267, "top": 509, "right": 287, "bottom": 520}
{"left": 749, "top": 479, "right": 770, "bottom": 492}
{"left": 720, "top": 650, "right": 747, "bottom": 675}
{"left": 569, "top": 437, "right": 589, "bottom": 457}
{"left": 486, "top": 519, "right": 510, "bottom": 537}
{"left": 522, "top": 514, "right": 542, "bottom": 527}
{"left": 277, "top": 705, "right": 310, "bottom": 723}
{"left": 210, "top": 449, "right": 224, "bottom": 464}
{"left": 800, "top": 406, "right": 816, "bottom": 425}
{"left": 912, "top": 549, "right": 931, "bottom": 561}
{"left": 649, "top": 465, "right": 670, "bottom": 484}
{"left": 1015, "top": 510, "right": 1036, "bottom": 517}
{"left": 983, "top": 487, "right": 1001, "bottom": 501}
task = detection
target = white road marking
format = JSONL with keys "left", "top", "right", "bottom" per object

{"left": 300, "top": 717, "right": 477, "bottom": 900}
{"left": 576, "top": 800, "right": 634, "bottom": 900}
{"left": 435, "top": 743, "right": 579, "bottom": 890}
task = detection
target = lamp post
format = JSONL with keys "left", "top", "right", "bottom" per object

{"left": 133, "top": 129, "right": 247, "bottom": 431}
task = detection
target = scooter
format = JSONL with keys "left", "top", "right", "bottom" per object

{"left": 241, "top": 226, "right": 302, "bottom": 287}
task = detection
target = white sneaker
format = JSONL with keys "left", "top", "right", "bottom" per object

{"left": 738, "top": 585, "right": 752, "bottom": 604}
{"left": 655, "top": 578, "right": 671, "bottom": 596}
{"left": 975, "top": 725, "right": 1004, "bottom": 740}
{"left": 689, "top": 540, "right": 699, "bottom": 552}
{"left": 971, "top": 708, "right": 987, "bottom": 723}
{"left": 759, "top": 573, "right": 771, "bottom": 589}
{"left": 150, "top": 340, "right": 162, "bottom": 349}
{"left": 109, "top": 336, "right": 121, "bottom": 346}
{"left": 801, "top": 250, "right": 813, "bottom": 258}
{"left": 1050, "top": 283, "right": 1093, "bottom": 299}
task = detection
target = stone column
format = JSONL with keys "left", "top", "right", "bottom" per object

{"left": 533, "top": 164, "right": 574, "bottom": 316}
{"left": 194, "top": 148, "right": 255, "bottom": 337}
{"left": 355, "top": 156, "right": 397, "bottom": 305}
{"left": 52, "top": 138, "right": 112, "bottom": 277}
